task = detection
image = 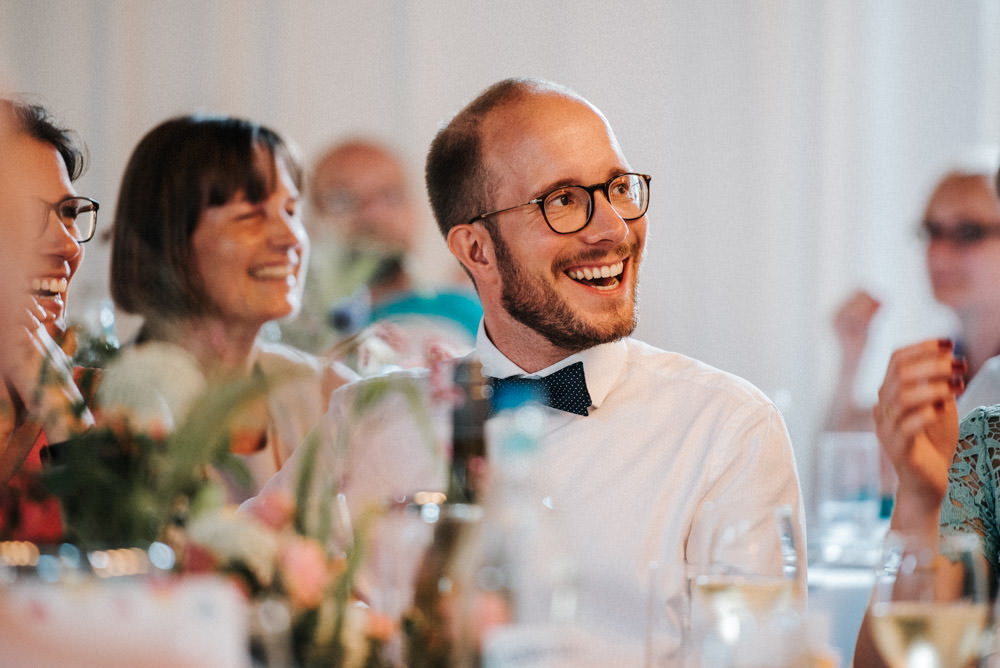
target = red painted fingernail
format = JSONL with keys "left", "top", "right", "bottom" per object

{"left": 952, "top": 358, "right": 969, "bottom": 375}
{"left": 949, "top": 375, "right": 965, "bottom": 392}
{"left": 938, "top": 338, "right": 954, "bottom": 350}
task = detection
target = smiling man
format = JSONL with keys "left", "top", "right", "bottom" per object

{"left": 423, "top": 78, "right": 804, "bottom": 657}
{"left": 253, "top": 78, "right": 804, "bottom": 660}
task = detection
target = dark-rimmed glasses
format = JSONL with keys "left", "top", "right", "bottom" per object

{"left": 38, "top": 196, "right": 100, "bottom": 243}
{"left": 468, "top": 172, "right": 651, "bottom": 234}
{"left": 919, "top": 219, "right": 1000, "bottom": 247}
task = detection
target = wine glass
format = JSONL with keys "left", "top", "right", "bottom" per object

{"left": 359, "top": 493, "right": 443, "bottom": 666}
{"left": 869, "top": 531, "right": 991, "bottom": 668}
{"left": 684, "top": 505, "right": 806, "bottom": 667}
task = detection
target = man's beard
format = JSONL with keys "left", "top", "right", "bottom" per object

{"left": 489, "top": 226, "right": 639, "bottom": 352}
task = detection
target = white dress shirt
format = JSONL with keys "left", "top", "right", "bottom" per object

{"left": 252, "top": 327, "right": 804, "bottom": 659}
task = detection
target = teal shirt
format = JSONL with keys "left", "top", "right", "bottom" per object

{"left": 371, "top": 289, "right": 482, "bottom": 341}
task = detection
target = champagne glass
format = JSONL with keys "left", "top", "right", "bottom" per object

{"left": 686, "top": 505, "right": 806, "bottom": 667}
{"left": 869, "top": 531, "right": 990, "bottom": 668}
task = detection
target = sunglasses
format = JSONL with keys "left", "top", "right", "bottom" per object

{"left": 919, "top": 219, "right": 1000, "bottom": 247}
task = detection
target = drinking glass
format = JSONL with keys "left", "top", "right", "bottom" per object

{"left": 359, "top": 493, "right": 443, "bottom": 666}
{"left": 683, "top": 505, "right": 806, "bottom": 667}
{"left": 869, "top": 531, "right": 991, "bottom": 668}
{"left": 813, "top": 431, "right": 884, "bottom": 565}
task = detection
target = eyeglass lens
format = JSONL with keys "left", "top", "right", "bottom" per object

{"left": 921, "top": 220, "right": 1000, "bottom": 247}
{"left": 41, "top": 197, "right": 98, "bottom": 242}
{"left": 543, "top": 173, "right": 648, "bottom": 233}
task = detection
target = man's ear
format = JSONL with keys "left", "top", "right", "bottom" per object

{"left": 448, "top": 223, "right": 497, "bottom": 286}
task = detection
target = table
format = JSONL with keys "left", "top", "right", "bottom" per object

{"left": 808, "top": 564, "right": 874, "bottom": 666}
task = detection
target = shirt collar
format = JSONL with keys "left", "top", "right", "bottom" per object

{"left": 475, "top": 322, "right": 627, "bottom": 410}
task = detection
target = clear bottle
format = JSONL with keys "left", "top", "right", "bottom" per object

{"left": 449, "top": 383, "right": 580, "bottom": 668}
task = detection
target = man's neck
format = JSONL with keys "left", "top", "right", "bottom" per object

{"left": 481, "top": 315, "right": 579, "bottom": 374}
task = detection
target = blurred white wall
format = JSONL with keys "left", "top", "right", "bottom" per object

{"left": 2, "top": 0, "right": 999, "bottom": 501}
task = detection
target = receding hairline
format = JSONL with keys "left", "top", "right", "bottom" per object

{"left": 457, "top": 78, "right": 602, "bottom": 133}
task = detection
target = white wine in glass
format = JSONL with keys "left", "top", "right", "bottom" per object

{"left": 869, "top": 532, "right": 990, "bottom": 668}
{"left": 686, "top": 505, "right": 805, "bottom": 667}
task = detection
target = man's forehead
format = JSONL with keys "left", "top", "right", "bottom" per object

{"left": 481, "top": 93, "right": 627, "bottom": 187}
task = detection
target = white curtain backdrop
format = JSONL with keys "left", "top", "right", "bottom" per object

{"left": 2, "top": 0, "right": 999, "bottom": 502}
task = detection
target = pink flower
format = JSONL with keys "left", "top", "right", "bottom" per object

{"left": 278, "top": 535, "right": 332, "bottom": 609}
{"left": 247, "top": 491, "right": 296, "bottom": 531}
{"left": 364, "top": 609, "right": 398, "bottom": 643}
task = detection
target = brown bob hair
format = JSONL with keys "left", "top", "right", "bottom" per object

{"left": 110, "top": 114, "right": 302, "bottom": 322}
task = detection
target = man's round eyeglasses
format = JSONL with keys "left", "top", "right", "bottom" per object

{"left": 919, "top": 219, "right": 1000, "bottom": 247}
{"left": 468, "top": 172, "right": 651, "bottom": 235}
{"left": 38, "top": 196, "right": 100, "bottom": 243}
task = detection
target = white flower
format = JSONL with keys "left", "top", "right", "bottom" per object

{"left": 97, "top": 341, "right": 206, "bottom": 433}
{"left": 186, "top": 507, "right": 280, "bottom": 587}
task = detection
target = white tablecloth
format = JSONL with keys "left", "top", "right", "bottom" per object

{"left": 808, "top": 565, "right": 874, "bottom": 666}
{"left": 0, "top": 574, "right": 248, "bottom": 667}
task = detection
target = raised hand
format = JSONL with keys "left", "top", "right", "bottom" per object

{"left": 826, "top": 290, "right": 883, "bottom": 431}
{"left": 873, "top": 338, "right": 964, "bottom": 534}
{"left": 834, "top": 290, "right": 881, "bottom": 365}
{"left": 2, "top": 300, "right": 93, "bottom": 447}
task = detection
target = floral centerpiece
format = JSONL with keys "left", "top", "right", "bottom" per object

{"left": 3, "top": 339, "right": 453, "bottom": 667}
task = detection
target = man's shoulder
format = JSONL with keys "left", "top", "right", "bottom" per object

{"left": 620, "top": 338, "right": 773, "bottom": 407}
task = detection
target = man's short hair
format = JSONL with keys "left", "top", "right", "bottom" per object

{"left": 425, "top": 77, "right": 577, "bottom": 239}
{"left": 0, "top": 98, "right": 86, "bottom": 181}
{"left": 111, "top": 114, "right": 303, "bottom": 322}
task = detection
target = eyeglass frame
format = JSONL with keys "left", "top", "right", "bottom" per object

{"left": 918, "top": 218, "right": 1000, "bottom": 247}
{"left": 467, "top": 172, "right": 652, "bottom": 235}
{"left": 38, "top": 195, "right": 100, "bottom": 243}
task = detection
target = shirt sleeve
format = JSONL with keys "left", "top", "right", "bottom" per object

{"left": 685, "top": 402, "right": 805, "bottom": 586}
{"left": 940, "top": 405, "right": 1000, "bottom": 574}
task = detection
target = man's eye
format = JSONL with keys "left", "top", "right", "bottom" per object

{"left": 58, "top": 205, "right": 80, "bottom": 221}
{"left": 548, "top": 192, "right": 572, "bottom": 208}
{"left": 546, "top": 189, "right": 584, "bottom": 210}
{"left": 321, "top": 191, "right": 357, "bottom": 215}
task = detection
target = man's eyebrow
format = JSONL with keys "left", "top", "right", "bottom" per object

{"left": 531, "top": 178, "right": 578, "bottom": 197}
{"left": 533, "top": 169, "right": 629, "bottom": 196}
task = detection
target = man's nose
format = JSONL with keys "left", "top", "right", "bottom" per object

{"left": 579, "top": 192, "right": 630, "bottom": 244}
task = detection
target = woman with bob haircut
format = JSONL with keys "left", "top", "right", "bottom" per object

{"left": 109, "top": 114, "right": 355, "bottom": 502}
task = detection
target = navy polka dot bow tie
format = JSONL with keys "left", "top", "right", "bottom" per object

{"left": 488, "top": 361, "right": 592, "bottom": 417}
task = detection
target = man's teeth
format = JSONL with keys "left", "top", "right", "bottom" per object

{"left": 251, "top": 265, "right": 296, "bottom": 279}
{"left": 31, "top": 277, "right": 68, "bottom": 294}
{"left": 568, "top": 261, "right": 624, "bottom": 281}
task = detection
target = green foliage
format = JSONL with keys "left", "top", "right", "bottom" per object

{"left": 41, "top": 372, "right": 271, "bottom": 549}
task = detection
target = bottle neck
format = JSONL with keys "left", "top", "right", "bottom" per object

{"left": 448, "top": 359, "right": 490, "bottom": 504}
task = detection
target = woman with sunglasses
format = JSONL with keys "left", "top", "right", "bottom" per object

{"left": 827, "top": 152, "right": 1000, "bottom": 432}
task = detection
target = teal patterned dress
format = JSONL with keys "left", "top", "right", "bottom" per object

{"left": 940, "top": 405, "right": 1000, "bottom": 573}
